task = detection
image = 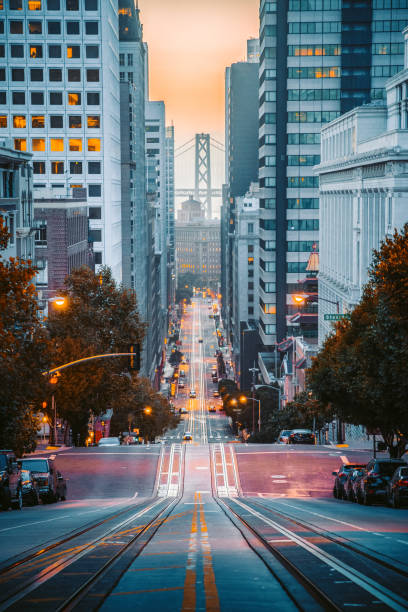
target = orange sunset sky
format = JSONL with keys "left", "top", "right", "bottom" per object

{"left": 139, "top": 0, "right": 259, "bottom": 190}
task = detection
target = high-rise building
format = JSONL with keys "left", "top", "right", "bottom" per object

{"left": 258, "top": 0, "right": 408, "bottom": 350}
{"left": 165, "top": 124, "right": 175, "bottom": 306}
{"left": 223, "top": 39, "right": 259, "bottom": 345}
{"left": 0, "top": 0, "right": 122, "bottom": 280}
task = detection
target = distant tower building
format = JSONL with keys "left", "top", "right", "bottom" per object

{"left": 166, "top": 125, "right": 175, "bottom": 305}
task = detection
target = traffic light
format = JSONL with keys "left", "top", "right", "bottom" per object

{"left": 129, "top": 344, "right": 141, "bottom": 371}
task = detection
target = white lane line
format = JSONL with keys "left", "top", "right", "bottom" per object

{"left": 276, "top": 501, "right": 378, "bottom": 534}
{"left": 341, "top": 455, "right": 350, "bottom": 463}
{"left": 0, "top": 515, "right": 72, "bottom": 533}
{"left": 232, "top": 499, "right": 408, "bottom": 612}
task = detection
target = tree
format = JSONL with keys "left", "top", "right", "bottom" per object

{"left": 47, "top": 266, "right": 146, "bottom": 444}
{"left": 308, "top": 224, "right": 408, "bottom": 457}
{"left": 0, "top": 216, "right": 50, "bottom": 455}
{"left": 168, "top": 349, "right": 183, "bottom": 367}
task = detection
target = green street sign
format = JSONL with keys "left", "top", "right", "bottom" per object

{"left": 324, "top": 313, "right": 351, "bottom": 321}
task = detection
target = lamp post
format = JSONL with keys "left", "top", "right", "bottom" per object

{"left": 292, "top": 293, "right": 340, "bottom": 313}
{"left": 248, "top": 364, "right": 259, "bottom": 434}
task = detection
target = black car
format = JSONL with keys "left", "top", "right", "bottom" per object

{"left": 288, "top": 429, "right": 316, "bottom": 445}
{"left": 358, "top": 458, "right": 407, "bottom": 505}
{"left": 387, "top": 466, "right": 408, "bottom": 508}
{"left": 332, "top": 463, "right": 366, "bottom": 499}
{"left": 343, "top": 468, "right": 366, "bottom": 502}
{"left": 21, "top": 469, "right": 40, "bottom": 506}
{"left": 18, "top": 458, "right": 67, "bottom": 503}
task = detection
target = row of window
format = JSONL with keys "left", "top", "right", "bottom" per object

{"left": 0, "top": 0, "right": 98, "bottom": 11}
{"left": 288, "top": 176, "right": 319, "bottom": 188}
{"left": 288, "top": 89, "right": 340, "bottom": 101}
{"left": 287, "top": 240, "right": 318, "bottom": 252}
{"left": 0, "top": 44, "right": 99, "bottom": 59}
{"left": 373, "top": 0, "right": 408, "bottom": 7}
{"left": 287, "top": 154, "right": 320, "bottom": 166}
{"left": 13, "top": 136, "right": 101, "bottom": 152}
{"left": 260, "top": 219, "right": 276, "bottom": 230}
{"left": 0, "top": 67, "right": 99, "bottom": 83}
{"left": 3, "top": 19, "right": 98, "bottom": 34}
{"left": 0, "top": 90, "right": 99, "bottom": 106}
{"left": 287, "top": 110, "right": 339, "bottom": 123}
{"left": 287, "top": 43, "right": 404, "bottom": 57}
{"left": 33, "top": 182, "right": 101, "bottom": 196}
{"left": 288, "top": 45, "right": 340, "bottom": 57}
{"left": 287, "top": 219, "right": 319, "bottom": 230}
{"left": 288, "top": 133, "right": 320, "bottom": 145}
{"left": 289, "top": 0, "right": 340, "bottom": 9}
{"left": 0, "top": 114, "right": 99, "bottom": 127}
{"left": 260, "top": 260, "right": 275, "bottom": 273}
{"left": 287, "top": 198, "right": 319, "bottom": 209}
{"left": 287, "top": 65, "right": 403, "bottom": 80}
{"left": 33, "top": 159, "right": 100, "bottom": 173}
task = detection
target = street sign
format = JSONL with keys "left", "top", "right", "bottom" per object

{"left": 324, "top": 314, "right": 351, "bottom": 321}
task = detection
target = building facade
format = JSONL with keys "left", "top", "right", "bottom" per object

{"left": 0, "top": 0, "right": 122, "bottom": 280}
{"left": 258, "top": 0, "right": 408, "bottom": 349}
{"left": 165, "top": 125, "right": 175, "bottom": 306}
{"left": 317, "top": 26, "right": 408, "bottom": 343}
{"left": 0, "top": 143, "right": 34, "bottom": 261}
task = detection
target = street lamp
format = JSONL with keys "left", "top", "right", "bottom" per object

{"left": 49, "top": 371, "right": 60, "bottom": 446}
{"left": 48, "top": 296, "right": 68, "bottom": 308}
{"left": 292, "top": 293, "right": 339, "bottom": 314}
{"left": 249, "top": 364, "right": 259, "bottom": 434}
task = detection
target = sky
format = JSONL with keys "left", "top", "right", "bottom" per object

{"left": 138, "top": 0, "right": 259, "bottom": 194}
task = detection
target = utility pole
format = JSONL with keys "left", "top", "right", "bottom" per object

{"left": 249, "top": 363, "right": 259, "bottom": 434}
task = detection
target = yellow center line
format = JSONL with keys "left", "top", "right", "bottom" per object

{"left": 182, "top": 492, "right": 198, "bottom": 611}
{"left": 198, "top": 492, "right": 220, "bottom": 612}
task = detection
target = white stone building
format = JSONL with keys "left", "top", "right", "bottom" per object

{"left": 317, "top": 26, "right": 408, "bottom": 344}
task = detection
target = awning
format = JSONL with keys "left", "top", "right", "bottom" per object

{"left": 278, "top": 338, "right": 293, "bottom": 352}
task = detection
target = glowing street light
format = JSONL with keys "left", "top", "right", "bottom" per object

{"left": 48, "top": 296, "right": 68, "bottom": 308}
{"left": 144, "top": 406, "right": 153, "bottom": 415}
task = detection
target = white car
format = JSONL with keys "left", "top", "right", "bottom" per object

{"left": 189, "top": 390, "right": 197, "bottom": 398}
{"left": 98, "top": 437, "right": 121, "bottom": 447}
{"left": 178, "top": 381, "right": 185, "bottom": 389}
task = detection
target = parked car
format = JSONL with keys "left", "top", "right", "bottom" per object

{"left": 213, "top": 391, "right": 220, "bottom": 398}
{"left": 189, "top": 390, "right": 197, "bottom": 398}
{"left": 179, "top": 408, "right": 188, "bottom": 414}
{"left": 178, "top": 381, "right": 185, "bottom": 389}
{"left": 179, "top": 370, "right": 185, "bottom": 378}
{"left": 21, "top": 469, "right": 40, "bottom": 506}
{"left": 208, "top": 405, "right": 216, "bottom": 413}
{"left": 18, "top": 457, "right": 67, "bottom": 503}
{"left": 198, "top": 338, "right": 203, "bottom": 343}
{"left": 343, "top": 468, "right": 366, "bottom": 501}
{"left": 332, "top": 463, "right": 366, "bottom": 499}
{"left": 387, "top": 465, "right": 408, "bottom": 508}
{"left": 183, "top": 432, "right": 193, "bottom": 442}
{"left": 98, "top": 437, "right": 121, "bottom": 447}
{"left": 0, "top": 450, "right": 23, "bottom": 510}
{"left": 277, "top": 430, "right": 293, "bottom": 444}
{"left": 287, "top": 429, "right": 316, "bottom": 445}
{"left": 358, "top": 458, "right": 407, "bottom": 505}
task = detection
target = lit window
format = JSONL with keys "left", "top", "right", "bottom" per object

{"left": 69, "top": 138, "right": 82, "bottom": 151}
{"left": 51, "top": 161, "right": 64, "bottom": 174}
{"left": 29, "top": 21, "right": 42, "bottom": 33}
{"left": 30, "top": 45, "right": 43, "bottom": 58}
{"left": 31, "top": 115, "right": 45, "bottom": 128}
{"left": 87, "top": 137, "right": 100, "bottom": 151}
{"left": 87, "top": 115, "right": 100, "bottom": 128}
{"left": 67, "top": 45, "right": 80, "bottom": 58}
{"left": 69, "top": 115, "right": 81, "bottom": 128}
{"left": 28, "top": 0, "right": 42, "bottom": 9}
{"left": 68, "top": 92, "right": 80, "bottom": 105}
{"left": 263, "top": 304, "right": 276, "bottom": 314}
{"left": 32, "top": 138, "right": 45, "bottom": 151}
{"left": 50, "top": 138, "right": 64, "bottom": 151}
{"left": 14, "top": 138, "right": 26, "bottom": 151}
{"left": 0, "top": 116, "right": 6, "bottom": 128}
{"left": 13, "top": 115, "right": 26, "bottom": 128}
{"left": 70, "top": 183, "right": 82, "bottom": 188}
{"left": 118, "top": 7, "right": 131, "bottom": 15}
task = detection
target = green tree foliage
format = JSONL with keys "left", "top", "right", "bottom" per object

{"left": 47, "top": 267, "right": 146, "bottom": 444}
{"left": 308, "top": 224, "right": 408, "bottom": 457}
{"left": 168, "top": 349, "right": 183, "bottom": 367}
{"left": 0, "top": 216, "right": 49, "bottom": 455}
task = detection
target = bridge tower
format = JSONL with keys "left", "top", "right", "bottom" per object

{"left": 194, "top": 133, "right": 212, "bottom": 219}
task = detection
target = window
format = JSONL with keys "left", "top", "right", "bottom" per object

{"left": 287, "top": 241, "right": 317, "bottom": 252}
{"left": 127, "top": 53, "right": 133, "bottom": 66}
{"left": 287, "top": 198, "right": 319, "bottom": 209}
{"left": 50, "top": 138, "right": 63, "bottom": 151}
{"left": 14, "top": 138, "right": 26, "bottom": 151}
{"left": 88, "top": 183, "right": 101, "bottom": 197}
{"left": 288, "top": 66, "right": 340, "bottom": 79}
{"left": 48, "top": 45, "right": 61, "bottom": 58}
{"left": 0, "top": 69, "right": 5, "bottom": 81}
{"left": 50, "top": 115, "right": 63, "bottom": 128}
{"left": 87, "top": 92, "right": 100, "bottom": 105}
{"left": 287, "top": 176, "right": 319, "bottom": 188}
{"left": 0, "top": 92, "right": 6, "bottom": 104}
{"left": 28, "top": 0, "right": 42, "bottom": 9}
{"left": 0, "top": 115, "right": 7, "bottom": 127}
{"left": 288, "top": 111, "right": 339, "bottom": 123}
{"left": 29, "top": 20, "right": 42, "bottom": 33}
{"left": 260, "top": 281, "right": 275, "bottom": 293}
{"left": 33, "top": 161, "right": 45, "bottom": 174}
{"left": 85, "top": 45, "right": 99, "bottom": 58}
{"left": 0, "top": 45, "right": 4, "bottom": 58}
{"left": 51, "top": 161, "right": 64, "bottom": 174}
{"left": 68, "top": 68, "right": 81, "bottom": 81}
{"left": 69, "top": 115, "right": 81, "bottom": 128}
{"left": 31, "top": 91, "right": 44, "bottom": 105}
{"left": 30, "top": 45, "right": 43, "bottom": 58}
{"left": 87, "top": 137, "right": 100, "bottom": 151}
{"left": 85, "top": 0, "right": 97, "bottom": 9}
{"left": 10, "top": 20, "right": 23, "bottom": 33}
{"left": 13, "top": 115, "right": 26, "bottom": 128}
{"left": 288, "top": 45, "right": 341, "bottom": 57}
{"left": 66, "top": 20, "right": 79, "bottom": 34}
{"left": 70, "top": 161, "right": 82, "bottom": 174}
{"left": 89, "top": 206, "right": 101, "bottom": 219}
{"left": 87, "top": 115, "right": 100, "bottom": 128}
{"left": 0, "top": 21, "right": 3, "bottom": 33}
{"left": 287, "top": 155, "right": 320, "bottom": 166}
{"left": 49, "top": 91, "right": 62, "bottom": 104}
{"left": 12, "top": 68, "right": 24, "bottom": 81}
{"left": 12, "top": 91, "right": 25, "bottom": 104}
{"left": 68, "top": 92, "right": 81, "bottom": 105}
{"left": 47, "top": 0, "right": 60, "bottom": 8}
{"left": 49, "top": 67, "right": 62, "bottom": 80}
{"left": 88, "top": 161, "right": 100, "bottom": 174}
{"left": 47, "top": 20, "right": 60, "bottom": 34}
{"left": 32, "top": 138, "right": 45, "bottom": 151}
{"left": 287, "top": 219, "right": 319, "bottom": 231}
{"left": 248, "top": 223, "right": 254, "bottom": 233}
{"left": 288, "top": 89, "right": 339, "bottom": 101}
{"left": 287, "top": 262, "right": 308, "bottom": 273}
{"left": 9, "top": 0, "right": 22, "bottom": 8}
{"left": 69, "top": 138, "right": 82, "bottom": 151}
{"left": 261, "top": 260, "right": 275, "bottom": 272}
{"left": 67, "top": 45, "right": 80, "bottom": 58}
{"left": 287, "top": 133, "right": 320, "bottom": 145}
{"left": 66, "top": 0, "right": 78, "bottom": 9}
{"left": 89, "top": 229, "right": 101, "bottom": 242}
{"left": 261, "top": 199, "right": 275, "bottom": 210}
{"left": 10, "top": 44, "right": 24, "bottom": 57}
{"left": 85, "top": 21, "right": 98, "bottom": 34}
{"left": 119, "top": 53, "right": 125, "bottom": 66}
{"left": 30, "top": 69, "right": 43, "bottom": 81}
{"left": 86, "top": 69, "right": 99, "bottom": 82}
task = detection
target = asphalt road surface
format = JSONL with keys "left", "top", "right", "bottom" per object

{"left": 1, "top": 297, "right": 407, "bottom": 611}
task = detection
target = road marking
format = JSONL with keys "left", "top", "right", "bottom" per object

{"left": 196, "top": 466, "right": 209, "bottom": 470}
{"left": 340, "top": 455, "right": 350, "bottom": 463}
{"left": 270, "top": 475, "right": 286, "bottom": 478}
{"left": 0, "top": 515, "right": 72, "bottom": 533}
